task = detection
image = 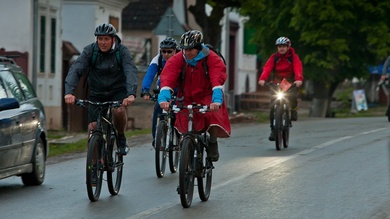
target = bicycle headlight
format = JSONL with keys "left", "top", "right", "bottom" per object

{"left": 276, "top": 91, "right": 284, "bottom": 100}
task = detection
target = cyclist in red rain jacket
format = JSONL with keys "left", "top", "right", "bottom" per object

{"left": 258, "top": 36, "right": 303, "bottom": 141}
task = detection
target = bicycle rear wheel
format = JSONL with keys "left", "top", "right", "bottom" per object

{"left": 169, "top": 128, "right": 180, "bottom": 173}
{"left": 274, "top": 106, "right": 283, "bottom": 151}
{"left": 86, "top": 134, "right": 104, "bottom": 202}
{"left": 197, "top": 139, "right": 212, "bottom": 202}
{"left": 179, "top": 137, "right": 195, "bottom": 208}
{"left": 155, "top": 121, "right": 168, "bottom": 178}
{"left": 107, "top": 133, "right": 123, "bottom": 195}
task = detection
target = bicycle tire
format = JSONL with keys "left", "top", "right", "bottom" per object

{"left": 107, "top": 133, "right": 123, "bottom": 195}
{"left": 86, "top": 134, "right": 104, "bottom": 202}
{"left": 197, "top": 138, "right": 212, "bottom": 202}
{"left": 155, "top": 121, "right": 168, "bottom": 178}
{"left": 282, "top": 106, "right": 290, "bottom": 148}
{"left": 169, "top": 128, "right": 180, "bottom": 173}
{"left": 387, "top": 104, "right": 390, "bottom": 122}
{"left": 179, "top": 137, "right": 195, "bottom": 208}
{"left": 274, "top": 106, "right": 283, "bottom": 151}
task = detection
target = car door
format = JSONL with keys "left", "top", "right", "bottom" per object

{"left": 13, "top": 71, "right": 42, "bottom": 163}
{"left": 0, "top": 71, "right": 23, "bottom": 170}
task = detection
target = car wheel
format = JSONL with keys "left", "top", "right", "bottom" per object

{"left": 21, "top": 138, "right": 46, "bottom": 186}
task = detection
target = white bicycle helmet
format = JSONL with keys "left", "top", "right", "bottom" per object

{"left": 275, "top": 37, "right": 291, "bottom": 46}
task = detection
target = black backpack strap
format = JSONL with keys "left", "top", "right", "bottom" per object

{"left": 157, "top": 53, "right": 163, "bottom": 76}
{"left": 202, "top": 56, "right": 209, "bottom": 78}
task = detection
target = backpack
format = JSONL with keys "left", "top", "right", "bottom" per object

{"left": 91, "top": 43, "right": 121, "bottom": 66}
{"left": 203, "top": 44, "right": 226, "bottom": 77}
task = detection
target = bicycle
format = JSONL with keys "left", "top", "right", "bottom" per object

{"left": 266, "top": 80, "right": 296, "bottom": 151}
{"left": 150, "top": 89, "right": 181, "bottom": 178}
{"left": 172, "top": 103, "right": 214, "bottom": 208}
{"left": 75, "top": 99, "right": 124, "bottom": 202}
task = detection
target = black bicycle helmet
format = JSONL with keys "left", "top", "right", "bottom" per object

{"left": 94, "top": 23, "right": 117, "bottom": 36}
{"left": 160, "top": 37, "right": 178, "bottom": 49}
{"left": 275, "top": 36, "right": 291, "bottom": 46}
{"left": 180, "top": 30, "right": 203, "bottom": 49}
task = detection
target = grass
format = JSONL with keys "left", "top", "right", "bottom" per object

{"left": 48, "top": 128, "right": 151, "bottom": 157}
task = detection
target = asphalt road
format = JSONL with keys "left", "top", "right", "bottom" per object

{"left": 0, "top": 117, "right": 390, "bottom": 219}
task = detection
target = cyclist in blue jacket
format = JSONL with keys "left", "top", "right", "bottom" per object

{"left": 141, "top": 37, "right": 179, "bottom": 147}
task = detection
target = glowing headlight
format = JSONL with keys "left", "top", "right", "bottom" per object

{"left": 276, "top": 92, "right": 284, "bottom": 100}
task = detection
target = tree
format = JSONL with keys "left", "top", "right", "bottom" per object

{"left": 188, "top": 0, "right": 241, "bottom": 48}
{"left": 240, "top": 0, "right": 390, "bottom": 117}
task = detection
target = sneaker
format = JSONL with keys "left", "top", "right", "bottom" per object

{"left": 291, "top": 110, "right": 298, "bottom": 121}
{"left": 268, "top": 130, "right": 275, "bottom": 141}
{"left": 117, "top": 136, "right": 129, "bottom": 155}
{"left": 207, "top": 141, "right": 219, "bottom": 162}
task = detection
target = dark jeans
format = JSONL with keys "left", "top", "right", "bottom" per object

{"left": 152, "top": 102, "right": 162, "bottom": 139}
{"left": 269, "top": 86, "right": 298, "bottom": 129}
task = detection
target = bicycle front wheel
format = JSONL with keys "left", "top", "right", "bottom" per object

{"left": 155, "top": 121, "right": 168, "bottom": 178}
{"left": 179, "top": 137, "right": 195, "bottom": 208}
{"left": 107, "top": 134, "right": 123, "bottom": 195}
{"left": 198, "top": 140, "right": 212, "bottom": 202}
{"left": 86, "top": 134, "right": 104, "bottom": 202}
{"left": 274, "top": 106, "right": 283, "bottom": 151}
{"left": 169, "top": 128, "right": 180, "bottom": 173}
{"left": 282, "top": 107, "right": 290, "bottom": 148}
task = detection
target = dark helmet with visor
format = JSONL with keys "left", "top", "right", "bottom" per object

{"left": 160, "top": 37, "right": 178, "bottom": 49}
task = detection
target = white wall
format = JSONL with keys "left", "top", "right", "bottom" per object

{"left": 62, "top": 3, "right": 96, "bottom": 52}
{"left": 0, "top": 0, "right": 34, "bottom": 77}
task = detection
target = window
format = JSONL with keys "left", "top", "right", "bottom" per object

{"left": 0, "top": 71, "right": 23, "bottom": 101}
{"left": 13, "top": 72, "right": 36, "bottom": 100}
{"left": 40, "top": 16, "right": 46, "bottom": 72}
{"left": 0, "top": 78, "right": 7, "bottom": 98}
{"left": 50, "top": 18, "right": 56, "bottom": 73}
{"left": 109, "top": 16, "right": 119, "bottom": 32}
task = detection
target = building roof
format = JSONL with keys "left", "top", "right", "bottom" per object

{"left": 122, "top": 0, "right": 173, "bottom": 30}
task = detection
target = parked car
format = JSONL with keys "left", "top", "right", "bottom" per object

{"left": 0, "top": 56, "right": 48, "bottom": 185}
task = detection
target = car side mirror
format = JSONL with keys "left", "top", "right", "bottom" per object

{"left": 0, "top": 98, "right": 20, "bottom": 111}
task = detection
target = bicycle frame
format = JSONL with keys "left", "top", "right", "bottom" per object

{"left": 75, "top": 99, "right": 123, "bottom": 202}
{"left": 173, "top": 103, "right": 213, "bottom": 208}
{"left": 267, "top": 82, "right": 295, "bottom": 150}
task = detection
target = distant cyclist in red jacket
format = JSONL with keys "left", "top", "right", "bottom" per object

{"left": 258, "top": 36, "right": 303, "bottom": 141}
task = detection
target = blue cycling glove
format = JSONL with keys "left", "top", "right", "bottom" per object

{"left": 212, "top": 88, "right": 223, "bottom": 104}
{"left": 158, "top": 89, "right": 171, "bottom": 104}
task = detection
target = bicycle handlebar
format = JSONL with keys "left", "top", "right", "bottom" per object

{"left": 75, "top": 99, "right": 122, "bottom": 108}
{"left": 172, "top": 104, "right": 210, "bottom": 113}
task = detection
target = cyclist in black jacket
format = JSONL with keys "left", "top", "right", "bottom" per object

{"left": 64, "top": 23, "right": 138, "bottom": 155}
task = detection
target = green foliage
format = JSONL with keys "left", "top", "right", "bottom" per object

{"left": 240, "top": 0, "right": 390, "bottom": 84}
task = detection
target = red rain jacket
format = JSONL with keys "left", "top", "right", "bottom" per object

{"left": 259, "top": 47, "right": 303, "bottom": 83}
{"left": 160, "top": 50, "right": 231, "bottom": 138}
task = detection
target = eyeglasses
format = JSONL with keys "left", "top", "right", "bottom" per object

{"left": 161, "top": 50, "right": 173, "bottom": 54}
